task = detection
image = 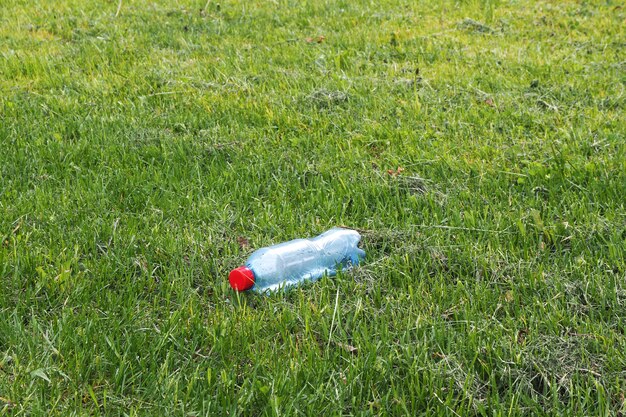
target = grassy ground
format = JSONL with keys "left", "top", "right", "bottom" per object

{"left": 1, "top": 0, "right": 625, "bottom": 415}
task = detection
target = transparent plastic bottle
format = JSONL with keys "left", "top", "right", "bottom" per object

{"left": 229, "top": 228, "right": 365, "bottom": 293}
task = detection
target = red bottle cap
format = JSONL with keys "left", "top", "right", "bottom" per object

{"left": 229, "top": 266, "right": 255, "bottom": 291}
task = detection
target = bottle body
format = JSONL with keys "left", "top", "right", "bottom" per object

{"left": 244, "top": 228, "right": 365, "bottom": 293}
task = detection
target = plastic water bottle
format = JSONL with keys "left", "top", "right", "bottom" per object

{"left": 229, "top": 227, "right": 365, "bottom": 293}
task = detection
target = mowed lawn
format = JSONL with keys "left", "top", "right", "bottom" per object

{"left": 1, "top": 0, "right": 625, "bottom": 415}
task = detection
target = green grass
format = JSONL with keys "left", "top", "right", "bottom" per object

{"left": 1, "top": 0, "right": 625, "bottom": 414}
